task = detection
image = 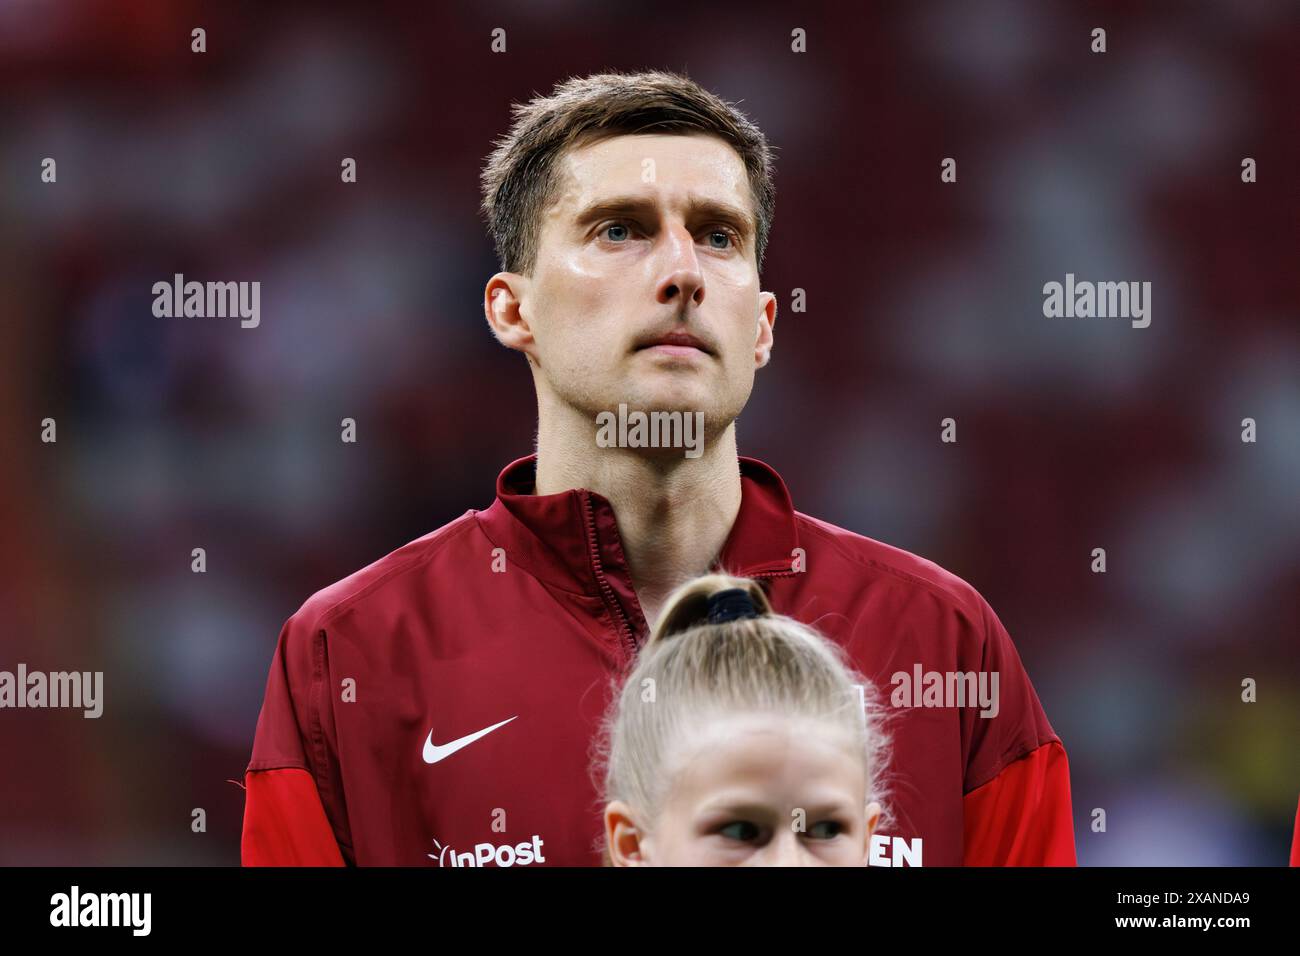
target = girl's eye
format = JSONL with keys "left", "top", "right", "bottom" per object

{"left": 719, "top": 821, "right": 760, "bottom": 841}
{"left": 808, "top": 821, "right": 844, "bottom": 839}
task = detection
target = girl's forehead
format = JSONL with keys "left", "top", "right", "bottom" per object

{"left": 668, "top": 711, "right": 864, "bottom": 778}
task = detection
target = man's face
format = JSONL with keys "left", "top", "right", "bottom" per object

{"left": 491, "top": 132, "right": 776, "bottom": 443}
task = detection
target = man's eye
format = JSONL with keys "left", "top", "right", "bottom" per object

{"left": 705, "top": 229, "right": 735, "bottom": 250}
{"left": 718, "top": 821, "right": 760, "bottom": 841}
{"left": 602, "top": 222, "right": 633, "bottom": 242}
{"left": 808, "top": 821, "right": 844, "bottom": 839}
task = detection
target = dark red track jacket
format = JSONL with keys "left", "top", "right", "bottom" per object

{"left": 241, "top": 453, "right": 1077, "bottom": 866}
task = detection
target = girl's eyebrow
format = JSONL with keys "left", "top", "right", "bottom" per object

{"left": 694, "top": 789, "right": 769, "bottom": 814}
{"left": 799, "top": 802, "right": 856, "bottom": 818}
{"left": 698, "top": 798, "right": 856, "bottom": 819}
{"left": 696, "top": 801, "right": 774, "bottom": 819}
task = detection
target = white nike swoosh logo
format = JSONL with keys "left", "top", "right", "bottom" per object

{"left": 422, "top": 716, "right": 517, "bottom": 764}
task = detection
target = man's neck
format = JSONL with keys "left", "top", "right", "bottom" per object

{"left": 533, "top": 411, "right": 743, "bottom": 630}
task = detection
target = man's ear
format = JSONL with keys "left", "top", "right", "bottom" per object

{"left": 754, "top": 290, "right": 777, "bottom": 368}
{"left": 604, "top": 801, "right": 650, "bottom": 867}
{"left": 484, "top": 272, "right": 535, "bottom": 356}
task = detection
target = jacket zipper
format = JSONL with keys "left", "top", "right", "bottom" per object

{"left": 580, "top": 492, "right": 640, "bottom": 661}
{"left": 581, "top": 494, "right": 802, "bottom": 659}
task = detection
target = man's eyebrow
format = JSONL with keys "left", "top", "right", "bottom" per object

{"left": 572, "top": 195, "right": 755, "bottom": 236}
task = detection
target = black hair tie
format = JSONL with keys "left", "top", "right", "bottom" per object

{"left": 706, "top": 588, "right": 759, "bottom": 624}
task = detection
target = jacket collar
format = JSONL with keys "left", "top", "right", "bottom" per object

{"left": 476, "top": 453, "right": 801, "bottom": 601}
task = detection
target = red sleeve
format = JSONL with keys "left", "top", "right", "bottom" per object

{"left": 956, "top": 591, "right": 1075, "bottom": 866}
{"left": 963, "top": 739, "right": 1077, "bottom": 866}
{"left": 242, "top": 768, "right": 345, "bottom": 866}
{"left": 242, "top": 604, "right": 351, "bottom": 865}
{"left": 1290, "top": 795, "right": 1300, "bottom": 866}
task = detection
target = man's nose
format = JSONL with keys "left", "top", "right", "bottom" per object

{"left": 655, "top": 222, "right": 705, "bottom": 308}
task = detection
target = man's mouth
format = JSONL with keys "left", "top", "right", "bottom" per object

{"left": 635, "top": 331, "right": 713, "bottom": 356}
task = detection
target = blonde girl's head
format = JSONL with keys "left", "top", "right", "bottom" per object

{"left": 592, "top": 573, "right": 893, "bottom": 866}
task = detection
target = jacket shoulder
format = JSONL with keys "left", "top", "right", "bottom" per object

{"left": 793, "top": 511, "right": 1062, "bottom": 793}
{"left": 287, "top": 510, "right": 482, "bottom": 632}
{"left": 793, "top": 510, "right": 986, "bottom": 622}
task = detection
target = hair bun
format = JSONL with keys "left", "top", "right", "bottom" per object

{"left": 706, "top": 587, "right": 761, "bottom": 624}
{"left": 649, "top": 574, "right": 774, "bottom": 645}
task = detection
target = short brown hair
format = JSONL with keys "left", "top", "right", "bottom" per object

{"left": 480, "top": 69, "right": 777, "bottom": 277}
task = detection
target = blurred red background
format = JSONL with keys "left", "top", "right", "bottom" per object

{"left": 0, "top": 0, "right": 1296, "bottom": 864}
